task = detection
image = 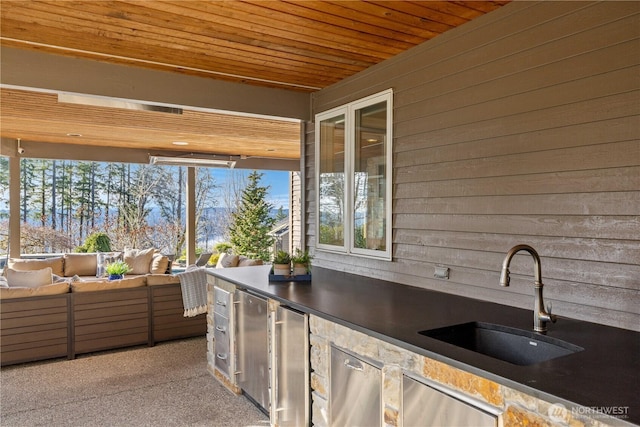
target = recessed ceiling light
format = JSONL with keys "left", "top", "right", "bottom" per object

{"left": 172, "top": 141, "right": 189, "bottom": 146}
{"left": 66, "top": 133, "right": 83, "bottom": 137}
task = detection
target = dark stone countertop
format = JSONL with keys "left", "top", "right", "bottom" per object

{"left": 206, "top": 265, "right": 639, "bottom": 425}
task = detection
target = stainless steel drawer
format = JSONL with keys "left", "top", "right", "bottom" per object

{"left": 213, "top": 287, "right": 230, "bottom": 317}
{"left": 214, "top": 345, "right": 231, "bottom": 377}
{"left": 214, "top": 313, "right": 230, "bottom": 352}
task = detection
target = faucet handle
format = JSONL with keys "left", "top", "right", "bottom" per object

{"left": 545, "top": 302, "right": 558, "bottom": 323}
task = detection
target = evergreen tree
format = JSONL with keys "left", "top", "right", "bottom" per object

{"left": 274, "top": 205, "right": 287, "bottom": 222}
{"left": 228, "top": 171, "right": 275, "bottom": 261}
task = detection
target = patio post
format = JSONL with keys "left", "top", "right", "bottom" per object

{"left": 9, "top": 156, "right": 20, "bottom": 258}
{"left": 185, "top": 166, "right": 196, "bottom": 265}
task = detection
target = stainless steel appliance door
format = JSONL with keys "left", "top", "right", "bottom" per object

{"left": 330, "top": 346, "right": 381, "bottom": 427}
{"left": 403, "top": 375, "right": 498, "bottom": 426}
{"left": 274, "top": 306, "right": 309, "bottom": 426}
{"left": 236, "top": 290, "right": 269, "bottom": 411}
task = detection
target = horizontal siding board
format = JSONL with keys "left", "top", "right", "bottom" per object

{"left": 394, "top": 192, "right": 640, "bottom": 216}
{"left": 394, "top": 167, "right": 640, "bottom": 198}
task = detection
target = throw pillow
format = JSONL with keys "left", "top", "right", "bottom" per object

{"left": 124, "top": 248, "right": 155, "bottom": 275}
{"left": 64, "top": 253, "right": 98, "bottom": 276}
{"left": 216, "top": 253, "right": 239, "bottom": 268}
{"left": 6, "top": 267, "right": 53, "bottom": 288}
{"left": 150, "top": 254, "right": 170, "bottom": 274}
{"left": 0, "top": 276, "right": 8, "bottom": 287}
{"left": 8, "top": 257, "right": 64, "bottom": 276}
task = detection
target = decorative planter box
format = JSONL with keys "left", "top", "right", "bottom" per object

{"left": 268, "top": 273, "right": 311, "bottom": 283}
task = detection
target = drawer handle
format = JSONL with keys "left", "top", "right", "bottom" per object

{"left": 344, "top": 358, "right": 364, "bottom": 371}
{"left": 216, "top": 300, "right": 227, "bottom": 307}
{"left": 216, "top": 353, "right": 227, "bottom": 360}
{"left": 215, "top": 325, "right": 226, "bottom": 333}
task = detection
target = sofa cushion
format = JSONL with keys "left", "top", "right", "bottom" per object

{"left": 238, "top": 256, "right": 264, "bottom": 267}
{"left": 150, "top": 254, "right": 170, "bottom": 275}
{"left": 0, "top": 282, "right": 70, "bottom": 299}
{"left": 64, "top": 253, "right": 98, "bottom": 277}
{"left": 146, "top": 274, "right": 180, "bottom": 286}
{"left": 124, "top": 248, "right": 155, "bottom": 275}
{"left": 7, "top": 257, "right": 64, "bottom": 277}
{"left": 6, "top": 267, "right": 53, "bottom": 288}
{"left": 71, "top": 275, "right": 147, "bottom": 292}
{"left": 216, "top": 253, "right": 239, "bottom": 268}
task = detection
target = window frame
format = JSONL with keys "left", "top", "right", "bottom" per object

{"left": 315, "top": 89, "right": 393, "bottom": 260}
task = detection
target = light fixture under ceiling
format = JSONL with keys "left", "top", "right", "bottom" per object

{"left": 149, "top": 155, "right": 236, "bottom": 168}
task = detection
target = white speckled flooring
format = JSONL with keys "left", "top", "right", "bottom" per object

{"left": 1, "top": 337, "right": 269, "bottom": 427}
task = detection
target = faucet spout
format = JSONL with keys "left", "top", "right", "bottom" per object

{"left": 500, "top": 245, "right": 557, "bottom": 333}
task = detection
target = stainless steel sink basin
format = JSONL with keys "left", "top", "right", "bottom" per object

{"left": 419, "top": 322, "right": 583, "bottom": 366}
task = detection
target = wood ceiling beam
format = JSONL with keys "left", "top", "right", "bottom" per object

{"left": 1, "top": 47, "right": 311, "bottom": 120}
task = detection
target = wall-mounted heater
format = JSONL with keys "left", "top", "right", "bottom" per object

{"left": 149, "top": 155, "right": 236, "bottom": 168}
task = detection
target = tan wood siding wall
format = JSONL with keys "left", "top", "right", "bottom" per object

{"left": 306, "top": 1, "right": 640, "bottom": 331}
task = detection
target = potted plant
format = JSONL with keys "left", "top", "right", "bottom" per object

{"left": 291, "top": 248, "right": 312, "bottom": 276}
{"left": 272, "top": 250, "right": 291, "bottom": 276}
{"left": 105, "top": 260, "right": 131, "bottom": 280}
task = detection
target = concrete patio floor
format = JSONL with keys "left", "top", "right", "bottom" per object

{"left": 0, "top": 337, "right": 269, "bottom": 427}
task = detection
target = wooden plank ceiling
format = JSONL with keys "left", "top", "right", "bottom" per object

{"left": 0, "top": 1, "right": 509, "bottom": 163}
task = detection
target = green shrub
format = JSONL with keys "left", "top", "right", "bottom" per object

{"left": 76, "top": 232, "right": 112, "bottom": 253}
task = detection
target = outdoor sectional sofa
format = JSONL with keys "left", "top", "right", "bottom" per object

{"left": 0, "top": 251, "right": 206, "bottom": 366}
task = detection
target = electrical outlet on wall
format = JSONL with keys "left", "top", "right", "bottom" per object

{"left": 434, "top": 266, "right": 449, "bottom": 280}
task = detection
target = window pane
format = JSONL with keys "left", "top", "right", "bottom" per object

{"left": 318, "top": 114, "right": 345, "bottom": 247}
{"left": 354, "top": 101, "right": 387, "bottom": 251}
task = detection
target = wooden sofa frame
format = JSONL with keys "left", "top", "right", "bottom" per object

{"left": 1, "top": 283, "right": 206, "bottom": 366}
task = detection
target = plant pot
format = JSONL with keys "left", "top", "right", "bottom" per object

{"left": 292, "top": 263, "right": 308, "bottom": 276}
{"left": 108, "top": 274, "right": 124, "bottom": 281}
{"left": 273, "top": 263, "right": 291, "bottom": 276}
